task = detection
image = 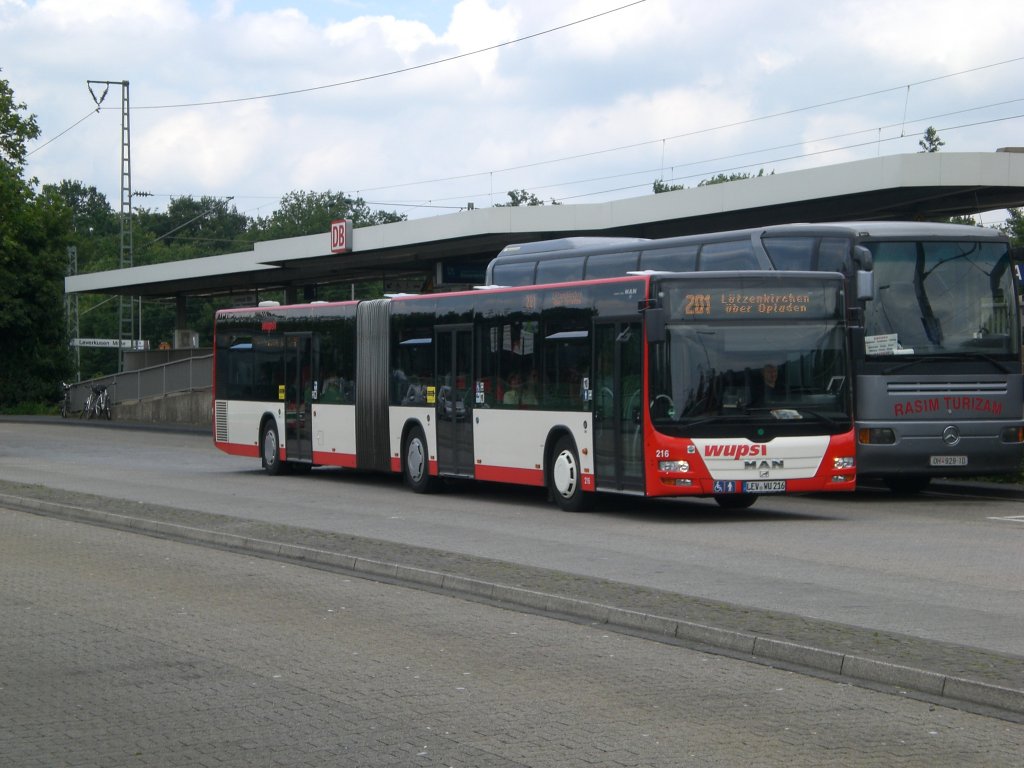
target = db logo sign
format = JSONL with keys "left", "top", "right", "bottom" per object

{"left": 330, "top": 219, "right": 352, "bottom": 253}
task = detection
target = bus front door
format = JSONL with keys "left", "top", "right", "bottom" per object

{"left": 435, "top": 326, "right": 475, "bottom": 477}
{"left": 593, "top": 321, "right": 644, "bottom": 492}
{"left": 284, "top": 332, "right": 317, "bottom": 465}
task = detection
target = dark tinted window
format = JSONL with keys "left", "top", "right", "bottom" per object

{"left": 698, "top": 240, "right": 757, "bottom": 271}
{"left": 585, "top": 251, "right": 639, "bottom": 279}
{"left": 491, "top": 261, "right": 536, "bottom": 286}
{"left": 818, "top": 238, "right": 850, "bottom": 272}
{"left": 641, "top": 244, "right": 698, "bottom": 272}
{"left": 536, "top": 256, "right": 585, "bottom": 285}
{"left": 763, "top": 237, "right": 815, "bottom": 270}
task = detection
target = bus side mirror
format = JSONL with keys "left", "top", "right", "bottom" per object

{"left": 856, "top": 270, "right": 874, "bottom": 301}
{"left": 645, "top": 307, "right": 666, "bottom": 343}
{"left": 852, "top": 245, "right": 873, "bottom": 271}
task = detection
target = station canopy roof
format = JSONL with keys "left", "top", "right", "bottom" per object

{"left": 66, "top": 150, "right": 1024, "bottom": 299}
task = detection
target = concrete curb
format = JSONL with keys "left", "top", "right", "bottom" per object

{"left": 4, "top": 491, "right": 1022, "bottom": 719}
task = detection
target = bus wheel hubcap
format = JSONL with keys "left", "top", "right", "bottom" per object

{"left": 408, "top": 439, "right": 425, "bottom": 482}
{"left": 553, "top": 450, "right": 578, "bottom": 497}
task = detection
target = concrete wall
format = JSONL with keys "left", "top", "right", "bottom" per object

{"left": 115, "top": 389, "right": 212, "bottom": 430}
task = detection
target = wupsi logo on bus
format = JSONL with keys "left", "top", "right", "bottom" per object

{"left": 702, "top": 443, "right": 768, "bottom": 460}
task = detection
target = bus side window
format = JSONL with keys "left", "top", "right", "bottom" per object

{"left": 640, "top": 245, "right": 698, "bottom": 273}
{"left": 491, "top": 262, "right": 536, "bottom": 286}
{"left": 536, "top": 256, "right": 584, "bottom": 285}
{"left": 698, "top": 240, "right": 757, "bottom": 271}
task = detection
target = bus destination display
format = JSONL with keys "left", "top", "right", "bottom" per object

{"left": 668, "top": 284, "right": 837, "bottom": 321}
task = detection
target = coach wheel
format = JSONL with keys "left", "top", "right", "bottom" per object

{"left": 403, "top": 426, "right": 437, "bottom": 493}
{"left": 548, "top": 435, "right": 591, "bottom": 512}
{"left": 261, "top": 422, "right": 285, "bottom": 476}
{"left": 714, "top": 493, "right": 757, "bottom": 510}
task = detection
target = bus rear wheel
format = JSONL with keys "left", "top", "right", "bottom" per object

{"left": 548, "top": 436, "right": 591, "bottom": 512}
{"left": 261, "top": 422, "right": 285, "bottom": 476}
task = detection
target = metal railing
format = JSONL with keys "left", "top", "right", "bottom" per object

{"left": 70, "top": 354, "right": 213, "bottom": 411}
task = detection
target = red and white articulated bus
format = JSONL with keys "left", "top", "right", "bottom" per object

{"left": 213, "top": 269, "right": 856, "bottom": 510}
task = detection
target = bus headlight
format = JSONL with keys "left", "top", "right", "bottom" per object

{"left": 833, "top": 456, "right": 856, "bottom": 470}
{"left": 659, "top": 460, "right": 690, "bottom": 473}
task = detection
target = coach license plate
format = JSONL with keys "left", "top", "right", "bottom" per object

{"left": 742, "top": 480, "right": 787, "bottom": 493}
{"left": 930, "top": 455, "right": 967, "bottom": 467}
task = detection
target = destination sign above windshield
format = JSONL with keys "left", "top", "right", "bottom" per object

{"left": 665, "top": 280, "right": 841, "bottom": 321}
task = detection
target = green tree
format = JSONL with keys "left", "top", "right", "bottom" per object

{"left": 252, "top": 190, "right": 404, "bottom": 239}
{"left": 1002, "top": 208, "right": 1023, "bottom": 246}
{"left": 136, "top": 195, "right": 250, "bottom": 263}
{"left": 0, "top": 71, "right": 72, "bottom": 407}
{"left": 698, "top": 169, "right": 770, "bottom": 186}
{"left": 919, "top": 126, "right": 944, "bottom": 153}
{"left": 947, "top": 214, "right": 979, "bottom": 226}
{"left": 495, "top": 189, "right": 560, "bottom": 206}
{"left": 653, "top": 179, "right": 685, "bottom": 193}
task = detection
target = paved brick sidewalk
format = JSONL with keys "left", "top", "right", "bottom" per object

{"left": 3, "top": 507, "right": 1022, "bottom": 767}
{"left": 1, "top": 478, "right": 1022, "bottom": 720}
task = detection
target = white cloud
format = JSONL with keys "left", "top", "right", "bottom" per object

{"left": 2, "top": 0, "right": 1022, "bottom": 218}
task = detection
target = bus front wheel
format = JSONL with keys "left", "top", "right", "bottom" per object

{"left": 548, "top": 436, "right": 591, "bottom": 512}
{"left": 403, "top": 426, "right": 438, "bottom": 493}
{"left": 261, "top": 423, "right": 285, "bottom": 476}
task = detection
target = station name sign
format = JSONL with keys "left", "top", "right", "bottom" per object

{"left": 72, "top": 338, "right": 148, "bottom": 349}
{"left": 330, "top": 218, "right": 353, "bottom": 254}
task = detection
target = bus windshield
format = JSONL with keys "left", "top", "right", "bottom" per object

{"left": 648, "top": 277, "right": 850, "bottom": 434}
{"left": 862, "top": 240, "right": 1018, "bottom": 357}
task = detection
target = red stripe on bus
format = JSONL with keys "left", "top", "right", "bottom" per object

{"left": 216, "top": 442, "right": 260, "bottom": 459}
{"left": 312, "top": 451, "right": 358, "bottom": 468}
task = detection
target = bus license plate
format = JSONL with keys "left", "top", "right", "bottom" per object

{"left": 742, "top": 480, "right": 786, "bottom": 493}
{"left": 930, "top": 455, "right": 967, "bottom": 467}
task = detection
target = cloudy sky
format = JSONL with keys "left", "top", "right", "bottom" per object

{"left": 3, "top": 0, "right": 1024, "bottom": 225}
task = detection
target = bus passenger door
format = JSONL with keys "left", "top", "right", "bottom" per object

{"left": 593, "top": 321, "right": 644, "bottom": 492}
{"left": 284, "top": 332, "right": 317, "bottom": 464}
{"left": 435, "top": 326, "right": 475, "bottom": 477}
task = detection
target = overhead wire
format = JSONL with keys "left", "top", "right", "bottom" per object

{"left": 26, "top": 110, "right": 97, "bottom": 156}
{"left": 132, "top": 1, "right": 649, "bottom": 109}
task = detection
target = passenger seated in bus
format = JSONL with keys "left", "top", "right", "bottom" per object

{"left": 503, "top": 373, "right": 523, "bottom": 405}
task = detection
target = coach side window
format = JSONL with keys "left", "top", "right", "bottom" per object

{"left": 535, "top": 256, "right": 585, "bottom": 285}
{"left": 640, "top": 245, "right": 698, "bottom": 273}
{"left": 698, "top": 240, "right": 758, "bottom": 271}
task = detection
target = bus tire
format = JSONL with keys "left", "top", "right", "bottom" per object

{"left": 403, "top": 426, "right": 437, "bottom": 493}
{"left": 261, "top": 422, "right": 285, "bottom": 476}
{"left": 714, "top": 493, "right": 757, "bottom": 510}
{"left": 548, "top": 435, "right": 591, "bottom": 512}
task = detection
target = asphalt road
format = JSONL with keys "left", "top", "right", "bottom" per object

{"left": 3, "top": 505, "right": 1021, "bottom": 767}
{"left": 1, "top": 419, "right": 1021, "bottom": 658}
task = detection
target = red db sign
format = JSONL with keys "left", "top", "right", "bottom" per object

{"left": 330, "top": 219, "right": 352, "bottom": 253}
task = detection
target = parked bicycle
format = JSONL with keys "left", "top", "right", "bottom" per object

{"left": 59, "top": 382, "right": 73, "bottom": 418}
{"left": 81, "top": 384, "right": 112, "bottom": 420}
